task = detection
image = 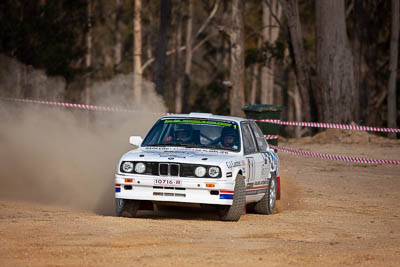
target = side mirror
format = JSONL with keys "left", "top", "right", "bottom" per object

{"left": 129, "top": 136, "right": 143, "bottom": 147}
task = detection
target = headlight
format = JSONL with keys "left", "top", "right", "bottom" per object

{"left": 122, "top": 162, "right": 134, "bottom": 173}
{"left": 135, "top": 162, "right": 146, "bottom": 173}
{"left": 194, "top": 166, "right": 206, "bottom": 177}
{"left": 208, "top": 167, "right": 220, "bottom": 178}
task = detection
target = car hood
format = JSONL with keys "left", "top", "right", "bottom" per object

{"left": 120, "top": 146, "right": 239, "bottom": 165}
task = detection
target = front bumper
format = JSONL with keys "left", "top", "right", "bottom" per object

{"left": 115, "top": 174, "right": 235, "bottom": 205}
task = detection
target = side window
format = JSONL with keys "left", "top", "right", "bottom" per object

{"left": 241, "top": 123, "right": 257, "bottom": 154}
{"left": 250, "top": 122, "right": 268, "bottom": 152}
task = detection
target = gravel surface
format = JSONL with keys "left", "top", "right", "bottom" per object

{"left": 0, "top": 135, "right": 399, "bottom": 266}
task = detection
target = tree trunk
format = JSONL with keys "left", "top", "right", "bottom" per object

{"left": 288, "top": 71, "right": 301, "bottom": 138}
{"left": 388, "top": 0, "right": 399, "bottom": 137}
{"left": 174, "top": 2, "right": 183, "bottom": 113}
{"left": 114, "top": 0, "right": 123, "bottom": 73}
{"left": 352, "top": 0, "right": 363, "bottom": 122}
{"left": 85, "top": 0, "right": 92, "bottom": 106}
{"left": 250, "top": 65, "right": 259, "bottom": 105}
{"left": 154, "top": 0, "right": 172, "bottom": 96}
{"left": 315, "top": 0, "right": 356, "bottom": 123}
{"left": 182, "top": 0, "right": 193, "bottom": 112}
{"left": 279, "top": 0, "right": 312, "bottom": 122}
{"left": 261, "top": 0, "right": 281, "bottom": 105}
{"left": 250, "top": 37, "right": 262, "bottom": 105}
{"left": 133, "top": 0, "right": 142, "bottom": 104}
{"left": 250, "top": 66, "right": 259, "bottom": 104}
{"left": 260, "top": 1, "right": 272, "bottom": 104}
{"left": 145, "top": 12, "right": 153, "bottom": 81}
{"left": 230, "top": 0, "right": 245, "bottom": 117}
{"left": 354, "top": 1, "right": 370, "bottom": 124}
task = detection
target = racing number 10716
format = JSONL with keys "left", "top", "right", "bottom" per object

{"left": 154, "top": 179, "right": 182, "bottom": 186}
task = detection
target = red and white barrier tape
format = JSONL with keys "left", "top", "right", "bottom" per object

{"left": 1, "top": 97, "right": 399, "bottom": 133}
{"left": 1, "top": 97, "right": 398, "bottom": 165}
{"left": 1, "top": 97, "right": 135, "bottom": 113}
{"left": 254, "top": 119, "right": 400, "bottom": 133}
{"left": 264, "top": 135, "right": 279, "bottom": 140}
{"left": 0, "top": 97, "right": 175, "bottom": 115}
{"left": 270, "top": 145, "right": 400, "bottom": 165}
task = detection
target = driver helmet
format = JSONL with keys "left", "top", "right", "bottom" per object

{"left": 174, "top": 124, "right": 193, "bottom": 143}
{"left": 221, "top": 127, "right": 238, "bottom": 148}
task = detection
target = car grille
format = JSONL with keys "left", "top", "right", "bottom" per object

{"left": 133, "top": 162, "right": 221, "bottom": 178}
{"left": 159, "top": 163, "right": 180, "bottom": 176}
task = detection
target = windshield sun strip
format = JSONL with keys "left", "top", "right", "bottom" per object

{"left": 163, "top": 119, "right": 237, "bottom": 128}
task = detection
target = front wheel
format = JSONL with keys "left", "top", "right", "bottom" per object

{"left": 254, "top": 173, "right": 276, "bottom": 215}
{"left": 115, "top": 198, "right": 140, "bottom": 217}
{"left": 218, "top": 174, "right": 245, "bottom": 221}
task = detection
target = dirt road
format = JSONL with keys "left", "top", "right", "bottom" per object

{"left": 1, "top": 133, "right": 399, "bottom": 266}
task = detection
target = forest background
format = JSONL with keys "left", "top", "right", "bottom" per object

{"left": 0, "top": 0, "right": 398, "bottom": 138}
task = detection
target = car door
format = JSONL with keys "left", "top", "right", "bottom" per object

{"left": 241, "top": 122, "right": 264, "bottom": 187}
{"left": 249, "top": 122, "right": 271, "bottom": 181}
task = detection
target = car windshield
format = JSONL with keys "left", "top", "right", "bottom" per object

{"left": 141, "top": 118, "right": 241, "bottom": 152}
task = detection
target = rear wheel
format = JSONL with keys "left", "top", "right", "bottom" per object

{"left": 254, "top": 173, "right": 276, "bottom": 215}
{"left": 218, "top": 174, "right": 245, "bottom": 221}
{"left": 115, "top": 198, "right": 140, "bottom": 217}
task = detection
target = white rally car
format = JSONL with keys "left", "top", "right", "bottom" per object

{"left": 115, "top": 113, "right": 280, "bottom": 221}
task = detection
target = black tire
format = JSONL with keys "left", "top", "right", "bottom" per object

{"left": 218, "top": 174, "right": 245, "bottom": 221}
{"left": 254, "top": 173, "right": 276, "bottom": 215}
{"left": 115, "top": 198, "right": 140, "bottom": 217}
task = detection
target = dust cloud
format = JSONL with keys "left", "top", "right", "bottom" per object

{"left": 0, "top": 72, "right": 165, "bottom": 216}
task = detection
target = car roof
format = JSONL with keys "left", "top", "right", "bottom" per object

{"left": 160, "top": 112, "right": 248, "bottom": 123}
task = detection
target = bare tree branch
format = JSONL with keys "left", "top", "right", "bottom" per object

{"left": 193, "top": 0, "right": 220, "bottom": 41}
{"left": 264, "top": 0, "right": 284, "bottom": 30}
{"left": 141, "top": 35, "right": 212, "bottom": 72}
{"left": 142, "top": 1, "right": 218, "bottom": 73}
{"left": 142, "top": 46, "right": 185, "bottom": 72}
{"left": 264, "top": 0, "right": 290, "bottom": 44}
{"left": 346, "top": 0, "right": 354, "bottom": 18}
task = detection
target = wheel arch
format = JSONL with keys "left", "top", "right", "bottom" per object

{"left": 233, "top": 168, "right": 244, "bottom": 180}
